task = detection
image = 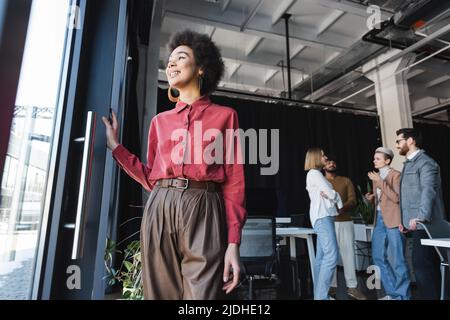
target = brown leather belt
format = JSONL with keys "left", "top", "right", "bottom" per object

{"left": 156, "top": 178, "right": 220, "bottom": 191}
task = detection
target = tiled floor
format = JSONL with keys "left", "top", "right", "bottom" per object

{"left": 229, "top": 261, "right": 426, "bottom": 300}
{"left": 0, "top": 258, "right": 33, "bottom": 300}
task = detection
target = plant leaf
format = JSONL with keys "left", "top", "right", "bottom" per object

{"left": 124, "top": 261, "right": 133, "bottom": 272}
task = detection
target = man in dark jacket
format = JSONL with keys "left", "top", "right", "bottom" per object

{"left": 396, "top": 128, "right": 446, "bottom": 299}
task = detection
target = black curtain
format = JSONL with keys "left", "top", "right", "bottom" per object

{"left": 414, "top": 122, "right": 450, "bottom": 220}
{"left": 157, "top": 88, "right": 381, "bottom": 218}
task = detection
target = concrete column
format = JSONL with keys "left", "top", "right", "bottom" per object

{"left": 363, "top": 49, "right": 415, "bottom": 170}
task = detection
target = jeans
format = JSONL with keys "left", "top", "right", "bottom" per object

{"left": 371, "top": 211, "right": 411, "bottom": 300}
{"left": 313, "top": 216, "right": 338, "bottom": 300}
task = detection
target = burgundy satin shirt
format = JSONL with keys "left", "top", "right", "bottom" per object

{"left": 112, "top": 96, "right": 247, "bottom": 243}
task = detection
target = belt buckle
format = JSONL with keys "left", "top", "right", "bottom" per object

{"left": 175, "top": 177, "right": 189, "bottom": 190}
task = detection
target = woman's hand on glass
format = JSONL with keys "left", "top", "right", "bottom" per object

{"left": 222, "top": 243, "right": 241, "bottom": 294}
{"left": 102, "top": 110, "right": 119, "bottom": 151}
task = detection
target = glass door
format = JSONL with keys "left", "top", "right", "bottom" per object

{"left": 0, "top": 0, "right": 73, "bottom": 299}
{"left": 37, "top": 0, "right": 129, "bottom": 300}
{"left": 0, "top": 0, "right": 130, "bottom": 300}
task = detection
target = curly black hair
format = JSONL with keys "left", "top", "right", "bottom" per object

{"left": 167, "top": 30, "right": 224, "bottom": 96}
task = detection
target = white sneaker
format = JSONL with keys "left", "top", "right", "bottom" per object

{"left": 328, "top": 296, "right": 336, "bottom": 300}
{"left": 378, "top": 295, "right": 393, "bottom": 300}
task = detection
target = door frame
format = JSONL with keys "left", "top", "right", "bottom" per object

{"left": 37, "top": 0, "right": 129, "bottom": 299}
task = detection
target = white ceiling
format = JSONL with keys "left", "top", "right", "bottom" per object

{"left": 159, "top": 0, "right": 450, "bottom": 122}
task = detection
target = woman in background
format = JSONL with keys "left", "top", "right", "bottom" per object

{"left": 365, "top": 147, "right": 410, "bottom": 300}
{"left": 304, "top": 148, "right": 342, "bottom": 300}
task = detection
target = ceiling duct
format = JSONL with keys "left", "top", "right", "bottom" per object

{"left": 362, "top": 0, "right": 450, "bottom": 62}
{"left": 393, "top": 0, "right": 450, "bottom": 29}
{"left": 288, "top": 1, "right": 450, "bottom": 100}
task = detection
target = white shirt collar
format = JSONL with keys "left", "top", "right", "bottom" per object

{"left": 379, "top": 166, "right": 391, "bottom": 179}
{"left": 407, "top": 149, "right": 421, "bottom": 160}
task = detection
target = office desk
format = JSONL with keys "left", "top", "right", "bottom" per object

{"left": 276, "top": 227, "right": 316, "bottom": 284}
{"left": 421, "top": 238, "right": 450, "bottom": 249}
{"left": 421, "top": 238, "right": 450, "bottom": 265}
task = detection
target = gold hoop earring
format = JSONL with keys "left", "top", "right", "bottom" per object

{"left": 168, "top": 86, "right": 179, "bottom": 103}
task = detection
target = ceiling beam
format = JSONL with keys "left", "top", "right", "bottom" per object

{"left": 365, "top": 88, "right": 375, "bottom": 98}
{"left": 251, "top": 14, "right": 349, "bottom": 51}
{"left": 222, "top": 56, "right": 277, "bottom": 74}
{"left": 324, "top": 95, "right": 375, "bottom": 108}
{"left": 163, "top": 3, "right": 352, "bottom": 51}
{"left": 245, "top": 36, "right": 264, "bottom": 56}
{"left": 222, "top": 60, "right": 306, "bottom": 91}
{"left": 425, "top": 75, "right": 450, "bottom": 88}
{"left": 412, "top": 96, "right": 442, "bottom": 113}
{"left": 206, "top": 26, "right": 216, "bottom": 38}
{"left": 406, "top": 68, "right": 426, "bottom": 79}
{"left": 317, "top": 9, "right": 345, "bottom": 37}
{"left": 264, "top": 69, "right": 279, "bottom": 83}
{"left": 240, "top": 0, "right": 265, "bottom": 32}
{"left": 290, "top": 44, "right": 306, "bottom": 60}
{"left": 221, "top": 0, "right": 231, "bottom": 13}
{"left": 292, "top": 73, "right": 308, "bottom": 87}
{"left": 416, "top": 61, "right": 450, "bottom": 80}
{"left": 159, "top": 35, "right": 318, "bottom": 75}
{"left": 272, "top": 0, "right": 297, "bottom": 25}
{"left": 159, "top": 68, "right": 281, "bottom": 94}
{"left": 409, "top": 80, "right": 450, "bottom": 98}
{"left": 324, "top": 51, "right": 341, "bottom": 64}
{"left": 227, "top": 63, "right": 241, "bottom": 78}
{"left": 303, "top": 70, "right": 363, "bottom": 101}
{"left": 304, "top": 0, "right": 391, "bottom": 19}
{"left": 222, "top": 55, "right": 306, "bottom": 81}
{"left": 218, "top": 80, "right": 280, "bottom": 95}
{"left": 218, "top": 45, "right": 318, "bottom": 74}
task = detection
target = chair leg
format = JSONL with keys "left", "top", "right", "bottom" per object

{"left": 440, "top": 264, "right": 445, "bottom": 300}
{"left": 290, "top": 259, "right": 297, "bottom": 295}
{"left": 249, "top": 276, "right": 254, "bottom": 300}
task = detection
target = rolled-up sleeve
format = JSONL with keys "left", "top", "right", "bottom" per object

{"left": 222, "top": 110, "right": 247, "bottom": 244}
{"left": 311, "top": 170, "right": 341, "bottom": 207}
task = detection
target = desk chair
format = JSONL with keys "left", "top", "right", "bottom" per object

{"left": 240, "top": 216, "right": 278, "bottom": 299}
{"left": 417, "top": 220, "right": 450, "bottom": 300}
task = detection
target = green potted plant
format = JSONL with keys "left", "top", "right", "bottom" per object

{"left": 104, "top": 221, "right": 143, "bottom": 300}
{"left": 351, "top": 181, "right": 375, "bottom": 225}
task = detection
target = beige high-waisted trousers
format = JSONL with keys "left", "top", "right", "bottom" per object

{"left": 140, "top": 182, "right": 227, "bottom": 299}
